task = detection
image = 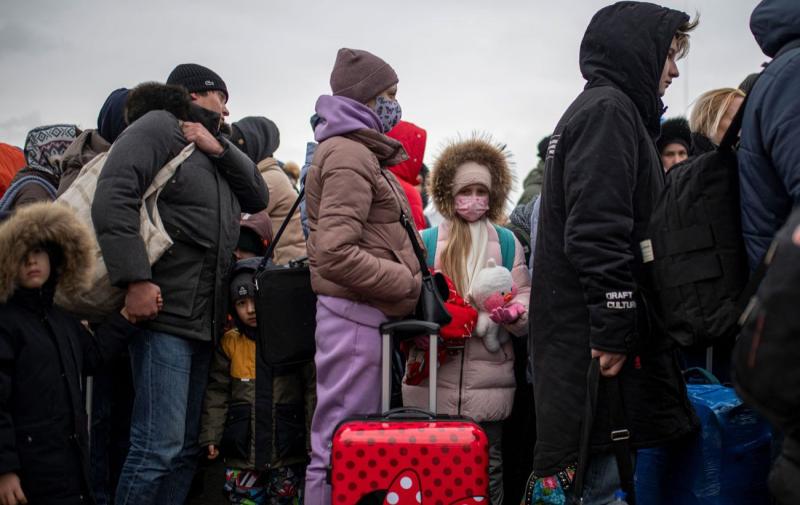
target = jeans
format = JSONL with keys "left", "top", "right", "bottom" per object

{"left": 567, "top": 452, "right": 637, "bottom": 505}
{"left": 114, "top": 330, "right": 212, "bottom": 505}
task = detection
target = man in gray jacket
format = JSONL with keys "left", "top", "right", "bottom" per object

{"left": 92, "top": 63, "right": 268, "bottom": 505}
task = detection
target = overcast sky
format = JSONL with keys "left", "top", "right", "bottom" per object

{"left": 1, "top": 0, "right": 766, "bottom": 197}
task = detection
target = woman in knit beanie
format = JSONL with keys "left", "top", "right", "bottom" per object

{"left": 403, "top": 136, "right": 531, "bottom": 504}
{"left": 302, "top": 48, "right": 422, "bottom": 505}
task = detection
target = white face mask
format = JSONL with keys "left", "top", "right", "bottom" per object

{"left": 454, "top": 194, "right": 490, "bottom": 222}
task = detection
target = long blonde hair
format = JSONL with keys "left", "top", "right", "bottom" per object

{"left": 690, "top": 88, "right": 745, "bottom": 141}
{"left": 440, "top": 218, "right": 472, "bottom": 296}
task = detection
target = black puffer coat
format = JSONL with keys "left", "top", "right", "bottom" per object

{"left": 92, "top": 83, "right": 269, "bottom": 342}
{"left": 0, "top": 291, "right": 134, "bottom": 505}
{"left": 530, "top": 1, "right": 698, "bottom": 474}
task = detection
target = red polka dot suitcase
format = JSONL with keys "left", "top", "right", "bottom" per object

{"left": 329, "top": 321, "right": 490, "bottom": 504}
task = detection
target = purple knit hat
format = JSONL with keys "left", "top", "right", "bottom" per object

{"left": 329, "top": 48, "right": 398, "bottom": 104}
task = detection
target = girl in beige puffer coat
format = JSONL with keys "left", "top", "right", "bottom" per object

{"left": 402, "top": 136, "right": 530, "bottom": 505}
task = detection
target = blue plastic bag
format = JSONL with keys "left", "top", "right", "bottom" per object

{"left": 635, "top": 383, "right": 772, "bottom": 504}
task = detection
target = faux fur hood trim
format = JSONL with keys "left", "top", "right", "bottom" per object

{"left": 125, "top": 82, "right": 192, "bottom": 125}
{"left": 429, "top": 135, "right": 514, "bottom": 222}
{"left": 0, "top": 202, "right": 94, "bottom": 303}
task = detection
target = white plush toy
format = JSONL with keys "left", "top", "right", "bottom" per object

{"left": 468, "top": 258, "right": 524, "bottom": 353}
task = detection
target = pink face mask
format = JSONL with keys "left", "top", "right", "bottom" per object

{"left": 454, "top": 194, "right": 490, "bottom": 222}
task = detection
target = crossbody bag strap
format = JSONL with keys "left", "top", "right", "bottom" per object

{"left": 572, "top": 358, "right": 600, "bottom": 501}
{"left": 256, "top": 188, "right": 304, "bottom": 274}
{"left": 380, "top": 171, "right": 431, "bottom": 278}
{"left": 606, "top": 376, "right": 636, "bottom": 504}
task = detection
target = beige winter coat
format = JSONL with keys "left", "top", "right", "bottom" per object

{"left": 257, "top": 158, "right": 306, "bottom": 264}
{"left": 305, "top": 130, "right": 422, "bottom": 318}
{"left": 402, "top": 221, "right": 530, "bottom": 422}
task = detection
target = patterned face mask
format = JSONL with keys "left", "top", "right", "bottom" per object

{"left": 372, "top": 96, "right": 402, "bottom": 133}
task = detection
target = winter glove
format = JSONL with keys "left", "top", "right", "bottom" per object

{"left": 489, "top": 302, "right": 526, "bottom": 325}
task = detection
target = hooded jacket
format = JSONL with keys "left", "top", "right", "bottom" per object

{"left": 305, "top": 95, "right": 422, "bottom": 317}
{"left": 403, "top": 137, "right": 529, "bottom": 422}
{"left": 387, "top": 121, "right": 428, "bottom": 230}
{"left": 231, "top": 116, "right": 306, "bottom": 264}
{"left": 530, "top": 2, "right": 697, "bottom": 474}
{"left": 0, "top": 203, "right": 136, "bottom": 505}
{"left": 739, "top": 0, "right": 800, "bottom": 270}
{"left": 56, "top": 130, "right": 111, "bottom": 197}
{"left": 2, "top": 125, "right": 79, "bottom": 210}
{"left": 92, "top": 82, "right": 269, "bottom": 342}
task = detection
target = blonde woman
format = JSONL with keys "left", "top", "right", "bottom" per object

{"left": 689, "top": 87, "right": 746, "bottom": 154}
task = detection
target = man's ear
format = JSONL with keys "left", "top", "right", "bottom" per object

{"left": 188, "top": 92, "right": 199, "bottom": 102}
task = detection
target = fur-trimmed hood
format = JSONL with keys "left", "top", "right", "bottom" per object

{"left": 124, "top": 81, "right": 222, "bottom": 134}
{"left": 0, "top": 202, "right": 94, "bottom": 303}
{"left": 428, "top": 136, "right": 514, "bottom": 222}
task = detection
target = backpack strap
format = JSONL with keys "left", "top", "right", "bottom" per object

{"left": 494, "top": 224, "right": 516, "bottom": 271}
{"left": 421, "top": 226, "right": 439, "bottom": 268}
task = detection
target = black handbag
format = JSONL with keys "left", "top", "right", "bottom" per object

{"left": 254, "top": 189, "right": 316, "bottom": 367}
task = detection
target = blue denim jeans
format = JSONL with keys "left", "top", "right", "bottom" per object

{"left": 114, "top": 330, "right": 212, "bottom": 505}
{"left": 567, "top": 452, "right": 637, "bottom": 505}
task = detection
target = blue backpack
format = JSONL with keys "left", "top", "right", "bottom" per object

{"left": 420, "top": 224, "right": 516, "bottom": 271}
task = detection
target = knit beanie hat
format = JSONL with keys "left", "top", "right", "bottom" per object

{"left": 167, "top": 63, "right": 228, "bottom": 101}
{"left": 330, "top": 48, "right": 398, "bottom": 104}
{"left": 657, "top": 117, "right": 692, "bottom": 154}
{"left": 452, "top": 161, "right": 492, "bottom": 195}
{"left": 97, "top": 88, "right": 129, "bottom": 143}
{"left": 229, "top": 257, "right": 261, "bottom": 303}
{"left": 537, "top": 135, "right": 552, "bottom": 161}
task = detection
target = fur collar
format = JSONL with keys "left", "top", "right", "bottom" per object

{"left": 0, "top": 202, "right": 93, "bottom": 304}
{"left": 125, "top": 82, "right": 222, "bottom": 134}
{"left": 429, "top": 135, "right": 514, "bottom": 222}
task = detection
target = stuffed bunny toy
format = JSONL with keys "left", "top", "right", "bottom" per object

{"left": 468, "top": 258, "right": 523, "bottom": 352}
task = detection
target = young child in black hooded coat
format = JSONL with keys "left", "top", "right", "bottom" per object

{"left": 0, "top": 203, "right": 137, "bottom": 505}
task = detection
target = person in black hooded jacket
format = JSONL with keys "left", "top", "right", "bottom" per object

{"left": 0, "top": 203, "right": 137, "bottom": 505}
{"left": 530, "top": 3, "right": 699, "bottom": 502}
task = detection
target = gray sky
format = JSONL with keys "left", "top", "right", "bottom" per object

{"left": 1, "top": 0, "right": 766, "bottom": 196}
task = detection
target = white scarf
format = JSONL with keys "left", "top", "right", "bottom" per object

{"left": 464, "top": 219, "right": 490, "bottom": 297}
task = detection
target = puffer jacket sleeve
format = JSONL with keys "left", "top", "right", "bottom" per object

{"left": 92, "top": 110, "right": 178, "bottom": 287}
{"left": 505, "top": 235, "right": 531, "bottom": 337}
{"left": 0, "top": 324, "right": 19, "bottom": 475}
{"left": 199, "top": 344, "right": 232, "bottom": 448}
{"left": 562, "top": 101, "right": 639, "bottom": 354}
{"left": 210, "top": 138, "right": 268, "bottom": 213}
{"left": 315, "top": 157, "right": 415, "bottom": 303}
{"left": 764, "top": 66, "right": 800, "bottom": 207}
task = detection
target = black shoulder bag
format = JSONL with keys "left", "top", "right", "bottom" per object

{"left": 253, "top": 189, "right": 317, "bottom": 367}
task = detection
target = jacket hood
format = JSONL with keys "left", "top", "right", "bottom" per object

{"left": 313, "top": 95, "right": 383, "bottom": 142}
{"left": 231, "top": 116, "right": 280, "bottom": 164}
{"left": 60, "top": 130, "right": 111, "bottom": 177}
{"left": 0, "top": 202, "right": 93, "bottom": 303}
{"left": 580, "top": 2, "right": 689, "bottom": 135}
{"left": 751, "top": 0, "right": 800, "bottom": 58}
{"left": 97, "top": 87, "right": 129, "bottom": 143}
{"left": 125, "top": 82, "right": 222, "bottom": 134}
{"left": 429, "top": 135, "right": 514, "bottom": 222}
{"left": 24, "top": 124, "right": 80, "bottom": 178}
{"left": 387, "top": 120, "right": 427, "bottom": 185}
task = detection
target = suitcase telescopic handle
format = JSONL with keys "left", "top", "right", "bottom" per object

{"left": 382, "top": 407, "right": 437, "bottom": 420}
{"left": 380, "top": 320, "right": 440, "bottom": 414}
